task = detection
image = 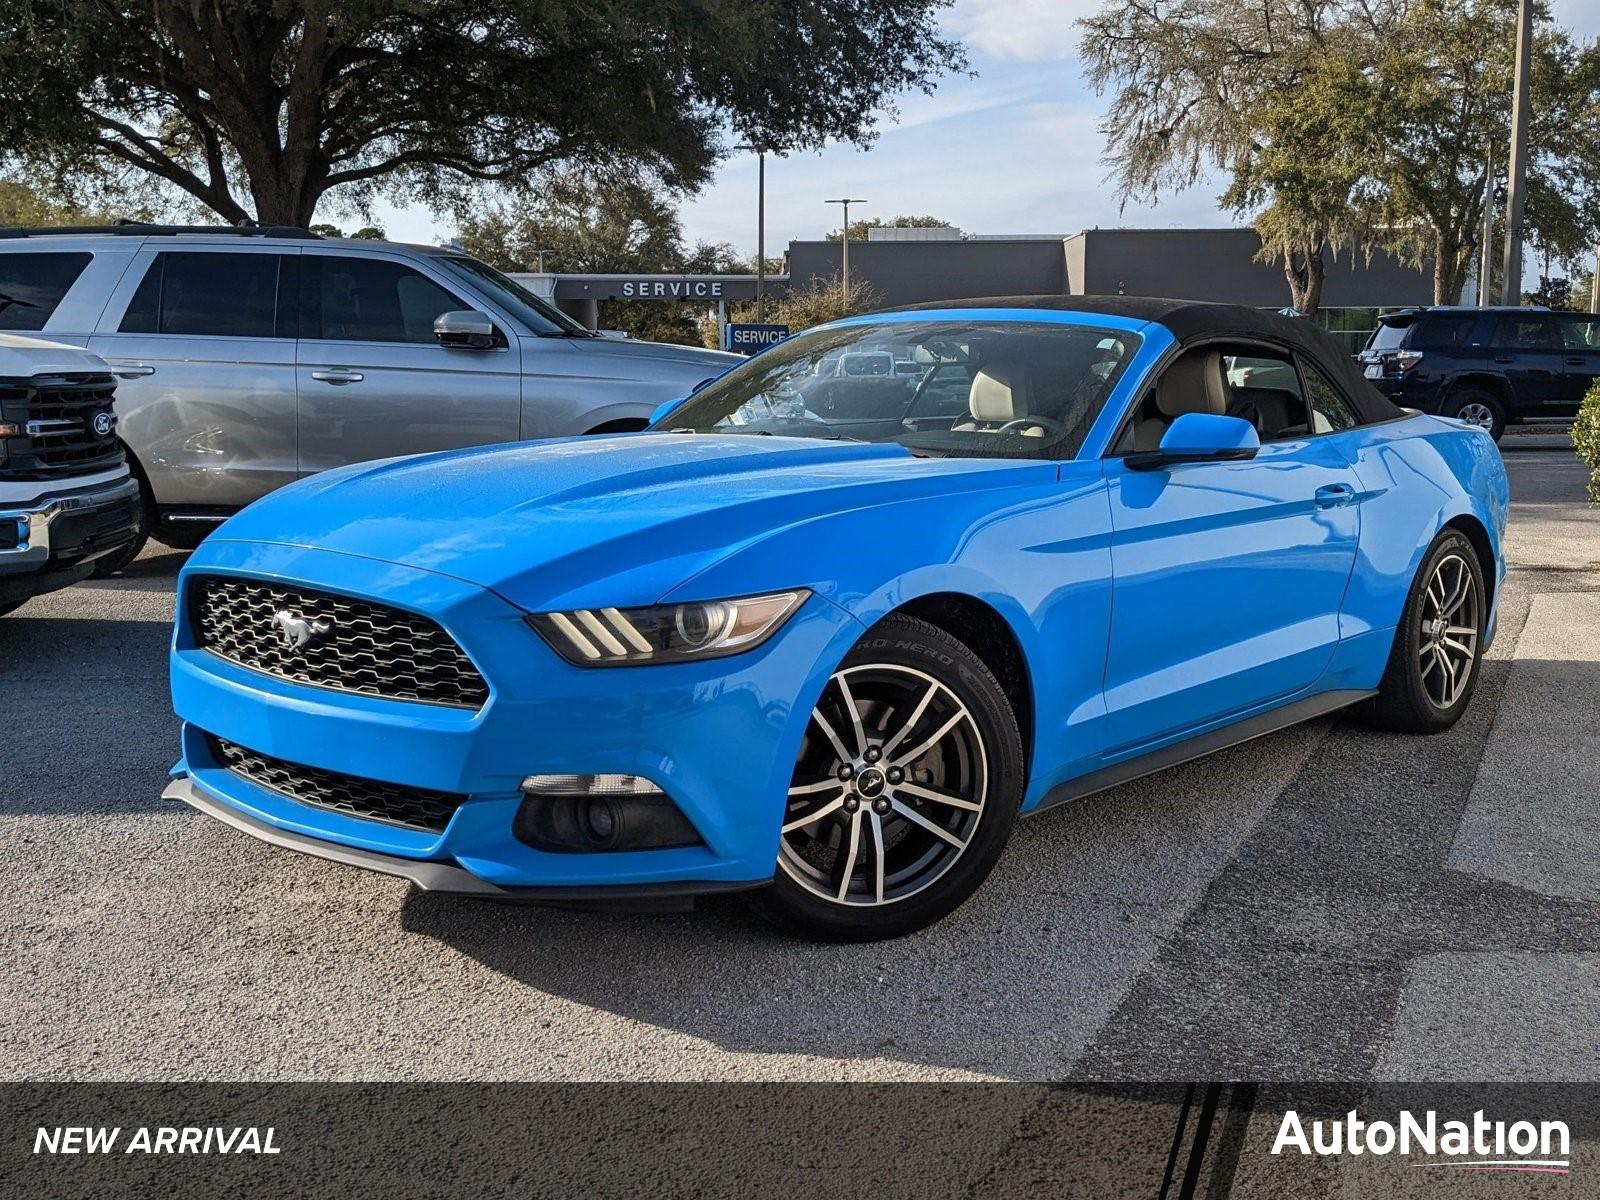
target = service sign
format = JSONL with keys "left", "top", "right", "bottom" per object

{"left": 724, "top": 323, "right": 790, "bottom": 355}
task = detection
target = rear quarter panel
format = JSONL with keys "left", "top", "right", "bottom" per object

{"left": 1337, "top": 414, "right": 1509, "bottom": 657}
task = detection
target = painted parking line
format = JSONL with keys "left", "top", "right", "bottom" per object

{"left": 1448, "top": 591, "right": 1600, "bottom": 903}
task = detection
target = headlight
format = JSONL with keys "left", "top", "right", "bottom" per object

{"left": 527, "top": 590, "right": 808, "bottom": 666}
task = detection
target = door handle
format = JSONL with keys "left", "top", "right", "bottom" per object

{"left": 1566, "top": 356, "right": 1587, "bottom": 366}
{"left": 1314, "top": 483, "right": 1357, "bottom": 509}
{"left": 1491, "top": 354, "right": 1515, "bottom": 363}
{"left": 310, "top": 369, "right": 364, "bottom": 385}
{"left": 108, "top": 363, "right": 156, "bottom": 378}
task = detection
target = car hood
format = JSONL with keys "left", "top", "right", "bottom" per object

{"left": 0, "top": 333, "right": 111, "bottom": 378}
{"left": 544, "top": 335, "right": 740, "bottom": 381}
{"left": 214, "top": 434, "right": 1042, "bottom": 611}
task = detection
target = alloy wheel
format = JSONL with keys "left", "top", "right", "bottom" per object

{"left": 1454, "top": 401, "right": 1496, "bottom": 433}
{"left": 1417, "top": 552, "right": 1479, "bottom": 709}
{"left": 779, "top": 664, "right": 988, "bottom": 907}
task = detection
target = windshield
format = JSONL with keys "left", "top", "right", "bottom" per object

{"left": 435, "top": 255, "right": 591, "bottom": 336}
{"left": 663, "top": 319, "right": 1140, "bottom": 459}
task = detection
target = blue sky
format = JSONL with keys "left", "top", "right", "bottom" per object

{"left": 371, "top": 0, "right": 1600, "bottom": 258}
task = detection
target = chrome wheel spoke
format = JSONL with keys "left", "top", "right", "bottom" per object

{"left": 889, "top": 707, "right": 968, "bottom": 768}
{"left": 868, "top": 811, "right": 887, "bottom": 904}
{"left": 879, "top": 681, "right": 937, "bottom": 759}
{"left": 788, "top": 778, "right": 843, "bottom": 797}
{"left": 833, "top": 808, "right": 863, "bottom": 901}
{"left": 890, "top": 798, "right": 966, "bottom": 849}
{"left": 895, "top": 780, "right": 983, "bottom": 812}
{"left": 835, "top": 673, "right": 868, "bottom": 760}
{"left": 810, "top": 706, "right": 854, "bottom": 765}
{"left": 783, "top": 795, "right": 844, "bottom": 833}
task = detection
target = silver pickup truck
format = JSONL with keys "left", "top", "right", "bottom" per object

{"left": 0, "top": 225, "right": 738, "bottom": 571}
{"left": 0, "top": 335, "right": 139, "bottom": 613}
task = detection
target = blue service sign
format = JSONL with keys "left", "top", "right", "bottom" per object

{"left": 724, "top": 323, "right": 790, "bottom": 354}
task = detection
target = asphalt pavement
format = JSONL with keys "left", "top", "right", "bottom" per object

{"left": 2, "top": 449, "right": 1595, "bottom": 1082}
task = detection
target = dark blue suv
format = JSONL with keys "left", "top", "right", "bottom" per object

{"left": 1358, "top": 306, "right": 1600, "bottom": 441}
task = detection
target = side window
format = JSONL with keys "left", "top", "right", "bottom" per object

{"left": 1299, "top": 358, "right": 1361, "bottom": 432}
{"left": 1492, "top": 315, "right": 1555, "bottom": 350}
{"left": 0, "top": 252, "right": 93, "bottom": 331}
{"left": 1558, "top": 315, "right": 1600, "bottom": 351}
{"left": 119, "top": 252, "right": 283, "bottom": 338}
{"left": 1224, "top": 352, "right": 1311, "bottom": 442}
{"left": 303, "top": 255, "right": 466, "bottom": 343}
{"left": 1413, "top": 313, "right": 1477, "bottom": 349}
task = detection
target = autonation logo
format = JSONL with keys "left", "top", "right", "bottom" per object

{"left": 1272, "top": 1109, "right": 1571, "bottom": 1175}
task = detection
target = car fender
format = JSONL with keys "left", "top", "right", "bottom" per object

{"left": 1340, "top": 417, "right": 1508, "bottom": 647}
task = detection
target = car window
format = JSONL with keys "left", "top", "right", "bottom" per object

{"left": 664, "top": 319, "right": 1140, "bottom": 461}
{"left": 1368, "top": 320, "right": 1412, "bottom": 351}
{"left": 1558, "top": 315, "right": 1600, "bottom": 351}
{"left": 1299, "top": 357, "right": 1361, "bottom": 432}
{"left": 1414, "top": 313, "right": 1478, "bottom": 349}
{"left": 120, "top": 252, "right": 283, "bottom": 338}
{"left": 1222, "top": 352, "right": 1311, "bottom": 442}
{"left": 1491, "top": 314, "right": 1555, "bottom": 350}
{"left": 0, "top": 252, "right": 93, "bottom": 332}
{"left": 302, "top": 255, "right": 467, "bottom": 343}
{"left": 433, "top": 255, "right": 587, "bottom": 336}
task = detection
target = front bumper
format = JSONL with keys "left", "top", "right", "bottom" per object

{"left": 170, "top": 538, "right": 862, "bottom": 894}
{"left": 0, "top": 475, "right": 139, "bottom": 605}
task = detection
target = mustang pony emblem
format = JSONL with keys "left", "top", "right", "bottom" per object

{"left": 271, "top": 609, "right": 333, "bottom": 652}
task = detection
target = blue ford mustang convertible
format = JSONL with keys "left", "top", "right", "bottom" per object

{"left": 165, "top": 297, "right": 1509, "bottom": 940}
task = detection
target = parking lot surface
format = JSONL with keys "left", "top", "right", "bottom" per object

{"left": 2, "top": 450, "right": 1595, "bottom": 1082}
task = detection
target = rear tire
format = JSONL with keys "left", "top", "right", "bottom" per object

{"left": 1443, "top": 388, "right": 1505, "bottom": 442}
{"left": 1358, "top": 529, "right": 1486, "bottom": 734}
{"left": 747, "top": 614, "right": 1024, "bottom": 942}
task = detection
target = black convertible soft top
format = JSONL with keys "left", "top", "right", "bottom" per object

{"left": 901, "top": 294, "right": 1404, "bottom": 425}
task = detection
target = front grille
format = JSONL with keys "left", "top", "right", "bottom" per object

{"left": 209, "top": 736, "right": 466, "bottom": 832}
{"left": 0, "top": 373, "right": 124, "bottom": 480}
{"left": 190, "top": 576, "right": 489, "bottom": 709}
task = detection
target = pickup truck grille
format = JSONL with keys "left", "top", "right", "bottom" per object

{"left": 208, "top": 735, "right": 467, "bottom": 832}
{"left": 189, "top": 575, "right": 490, "bottom": 709}
{"left": 0, "top": 373, "right": 124, "bottom": 480}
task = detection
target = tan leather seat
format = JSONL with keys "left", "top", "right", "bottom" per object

{"left": 953, "top": 362, "right": 1046, "bottom": 436}
{"left": 1134, "top": 349, "right": 1228, "bottom": 450}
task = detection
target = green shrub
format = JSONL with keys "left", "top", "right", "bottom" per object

{"left": 1575, "top": 380, "right": 1600, "bottom": 505}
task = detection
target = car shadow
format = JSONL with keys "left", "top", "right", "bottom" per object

{"left": 396, "top": 718, "right": 1341, "bottom": 1079}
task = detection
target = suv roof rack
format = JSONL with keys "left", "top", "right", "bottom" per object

{"left": 0, "top": 221, "right": 322, "bottom": 240}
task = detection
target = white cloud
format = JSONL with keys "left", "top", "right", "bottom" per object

{"left": 944, "top": 0, "right": 1104, "bottom": 62}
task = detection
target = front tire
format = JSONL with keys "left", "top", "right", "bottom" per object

{"left": 747, "top": 615, "right": 1024, "bottom": 941}
{"left": 1359, "top": 529, "right": 1486, "bottom": 733}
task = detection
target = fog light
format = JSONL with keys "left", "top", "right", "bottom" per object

{"left": 514, "top": 774, "right": 702, "bottom": 853}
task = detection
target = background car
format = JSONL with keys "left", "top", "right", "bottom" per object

{"left": 0, "top": 335, "right": 139, "bottom": 614}
{"left": 1358, "top": 304, "right": 1600, "bottom": 440}
{"left": 163, "top": 298, "right": 1508, "bottom": 941}
{"left": 0, "top": 224, "right": 737, "bottom": 571}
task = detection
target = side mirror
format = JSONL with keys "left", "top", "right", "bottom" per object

{"left": 1127, "top": 413, "right": 1260, "bottom": 471}
{"left": 648, "top": 397, "right": 684, "bottom": 427}
{"left": 433, "top": 310, "right": 499, "bottom": 350}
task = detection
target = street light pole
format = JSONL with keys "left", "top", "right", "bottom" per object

{"left": 736, "top": 143, "right": 769, "bottom": 323}
{"left": 825, "top": 198, "right": 867, "bottom": 300}
{"left": 1478, "top": 145, "right": 1496, "bottom": 306}
{"left": 1500, "top": 0, "right": 1534, "bottom": 305}
{"left": 757, "top": 152, "right": 766, "bottom": 323}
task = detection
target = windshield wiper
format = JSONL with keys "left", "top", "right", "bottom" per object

{"left": 536, "top": 328, "right": 597, "bottom": 338}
